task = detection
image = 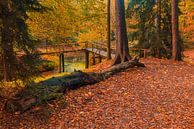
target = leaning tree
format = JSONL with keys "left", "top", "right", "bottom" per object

{"left": 113, "top": 0, "right": 131, "bottom": 65}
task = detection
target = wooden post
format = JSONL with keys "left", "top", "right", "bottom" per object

{"left": 62, "top": 53, "right": 65, "bottom": 72}
{"left": 92, "top": 43, "right": 94, "bottom": 52}
{"left": 92, "top": 52, "right": 96, "bottom": 65}
{"left": 144, "top": 49, "right": 148, "bottom": 58}
{"left": 59, "top": 53, "right": 62, "bottom": 73}
{"left": 85, "top": 50, "right": 89, "bottom": 68}
{"left": 91, "top": 43, "right": 95, "bottom": 66}
{"left": 98, "top": 48, "right": 102, "bottom": 63}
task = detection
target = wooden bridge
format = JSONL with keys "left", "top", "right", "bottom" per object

{"left": 37, "top": 42, "right": 147, "bottom": 58}
{"left": 0, "top": 42, "right": 148, "bottom": 74}
{"left": 36, "top": 43, "right": 85, "bottom": 55}
{"left": 85, "top": 42, "right": 115, "bottom": 58}
{"left": 36, "top": 42, "right": 112, "bottom": 56}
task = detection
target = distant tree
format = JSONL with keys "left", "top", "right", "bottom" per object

{"left": 113, "top": 0, "right": 131, "bottom": 65}
{"left": 156, "top": 0, "right": 162, "bottom": 57}
{"left": 28, "top": 0, "right": 107, "bottom": 44}
{"left": 171, "top": 0, "right": 182, "bottom": 60}
{"left": 0, "top": 0, "right": 45, "bottom": 81}
{"left": 107, "top": 0, "right": 111, "bottom": 60}
{"left": 77, "top": 0, "right": 107, "bottom": 44}
{"left": 179, "top": 0, "right": 194, "bottom": 45}
{"left": 27, "top": 0, "right": 81, "bottom": 43}
{"left": 127, "top": 0, "right": 173, "bottom": 58}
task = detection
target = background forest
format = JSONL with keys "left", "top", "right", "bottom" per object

{"left": 26, "top": 0, "right": 194, "bottom": 47}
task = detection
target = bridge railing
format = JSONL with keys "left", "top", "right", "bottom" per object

{"left": 85, "top": 42, "right": 148, "bottom": 58}
{"left": 37, "top": 43, "right": 86, "bottom": 54}
{"left": 37, "top": 42, "right": 148, "bottom": 58}
{"left": 84, "top": 42, "right": 109, "bottom": 56}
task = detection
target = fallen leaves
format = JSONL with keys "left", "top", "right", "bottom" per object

{"left": 0, "top": 58, "right": 193, "bottom": 128}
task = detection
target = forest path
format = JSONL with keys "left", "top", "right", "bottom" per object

{"left": 0, "top": 58, "right": 193, "bottom": 128}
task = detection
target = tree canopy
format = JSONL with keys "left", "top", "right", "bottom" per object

{"left": 27, "top": 0, "right": 107, "bottom": 44}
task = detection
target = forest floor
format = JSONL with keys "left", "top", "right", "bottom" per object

{"left": 0, "top": 58, "right": 193, "bottom": 129}
{"left": 184, "top": 49, "right": 194, "bottom": 64}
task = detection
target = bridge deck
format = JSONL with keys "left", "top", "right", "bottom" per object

{"left": 38, "top": 49, "right": 84, "bottom": 55}
{"left": 86, "top": 48, "right": 115, "bottom": 57}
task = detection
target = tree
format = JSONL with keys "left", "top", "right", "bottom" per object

{"left": 156, "top": 0, "right": 162, "bottom": 57}
{"left": 27, "top": 0, "right": 107, "bottom": 45}
{"left": 0, "top": 0, "right": 45, "bottom": 81}
{"left": 107, "top": 0, "right": 111, "bottom": 59}
{"left": 113, "top": 0, "right": 131, "bottom": 65}
{"left": 27, "top": 0, "right": 81, "bottom": 43}
{"left": 77, "top": 0, "right": 107, "bottom": 44}
{"left": 179, "top": 0, "right": 194, "bottom": 47}
{"left": 127, "top": 0, "right": 173, "bottom": 58}
{"left": 171, "top": 0, "right": 182, "bottom": 61}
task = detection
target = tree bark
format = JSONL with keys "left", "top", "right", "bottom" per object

{"left": 172, "top": 0, "right": 182, "bottom": 61}
{"left": 107, "top": 0, "right": 111, "bottom": 60}
{"left": 0, "top": 1, "right": 16, "bottom": 81}
{"left": 113, "top": 0, "right": 131, "bottom": 65}
{"left": 156, "top": 0, "right": 161, "bottom": 57}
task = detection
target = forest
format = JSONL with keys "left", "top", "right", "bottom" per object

{"left": 0, "top": 0, "right": 193, "bottom": 128}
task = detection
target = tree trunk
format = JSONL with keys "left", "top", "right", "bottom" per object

{"left": 172, "top": 0, "right": 182, "bottom": 61}
{"left": 156, "top": 0, "right": 161, "bottom": 58}
{"left": 1, "top": 23, "right": 15, "bottom": 81}
{"left": 107, "top": 0, "right": 111, "bottom": 60}
{"left": 113, "top": 0, "right": 131, "bottom": 65}
{"left": 1, "top": 1, "right": 16, "bottom": 81}
{"left": 5, "top": 60, "right": 145, "bottom": 113}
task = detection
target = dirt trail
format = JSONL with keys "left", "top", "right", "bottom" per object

{"left": 0, "top": 58, "right": 193, "bottom": 129}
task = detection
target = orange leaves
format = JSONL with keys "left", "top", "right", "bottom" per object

{"left": 0, "top": 58, "right": 194, "bottom": 128}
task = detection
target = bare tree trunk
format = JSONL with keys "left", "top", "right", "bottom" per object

{"left": 156, "top": 0, "right": 161, "bottom": 57}
{"left": 113, "top": 0, "right": 131, "bottom": 65}
{"left": 172, "top": 0, "right": 182, "bottom": 61}
{"left": 107, "top": 0, "right": 111, "bottom": 60}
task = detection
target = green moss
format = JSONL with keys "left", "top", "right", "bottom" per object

{"left": 39, "top": 92, "right": 63, "bottom": 103}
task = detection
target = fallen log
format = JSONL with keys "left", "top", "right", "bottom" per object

{"left": 5, "top": 61, "right": 145, "bottom": 113}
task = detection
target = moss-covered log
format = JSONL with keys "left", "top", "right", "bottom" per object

{"left": 5, "top": 61, "right": 145, "bottom": 113}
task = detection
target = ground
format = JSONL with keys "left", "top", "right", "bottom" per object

{"left": 0, "top": 58, "right": 193, "bottom": 129}
{"left": 184, "top": 49, "right": 194, "bottom": 63}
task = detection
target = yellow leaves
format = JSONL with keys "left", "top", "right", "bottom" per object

{"left": 26, "top": 0, "right": 107, "bottom": 44}
{"left": 78, "top": 30, "right": 105, "bottom": 43}
{"left": 27, "top": 0, "right": 82, "bottom": 42}
{"left": 179, "top": 0, "right": 194, "bottom": 44}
